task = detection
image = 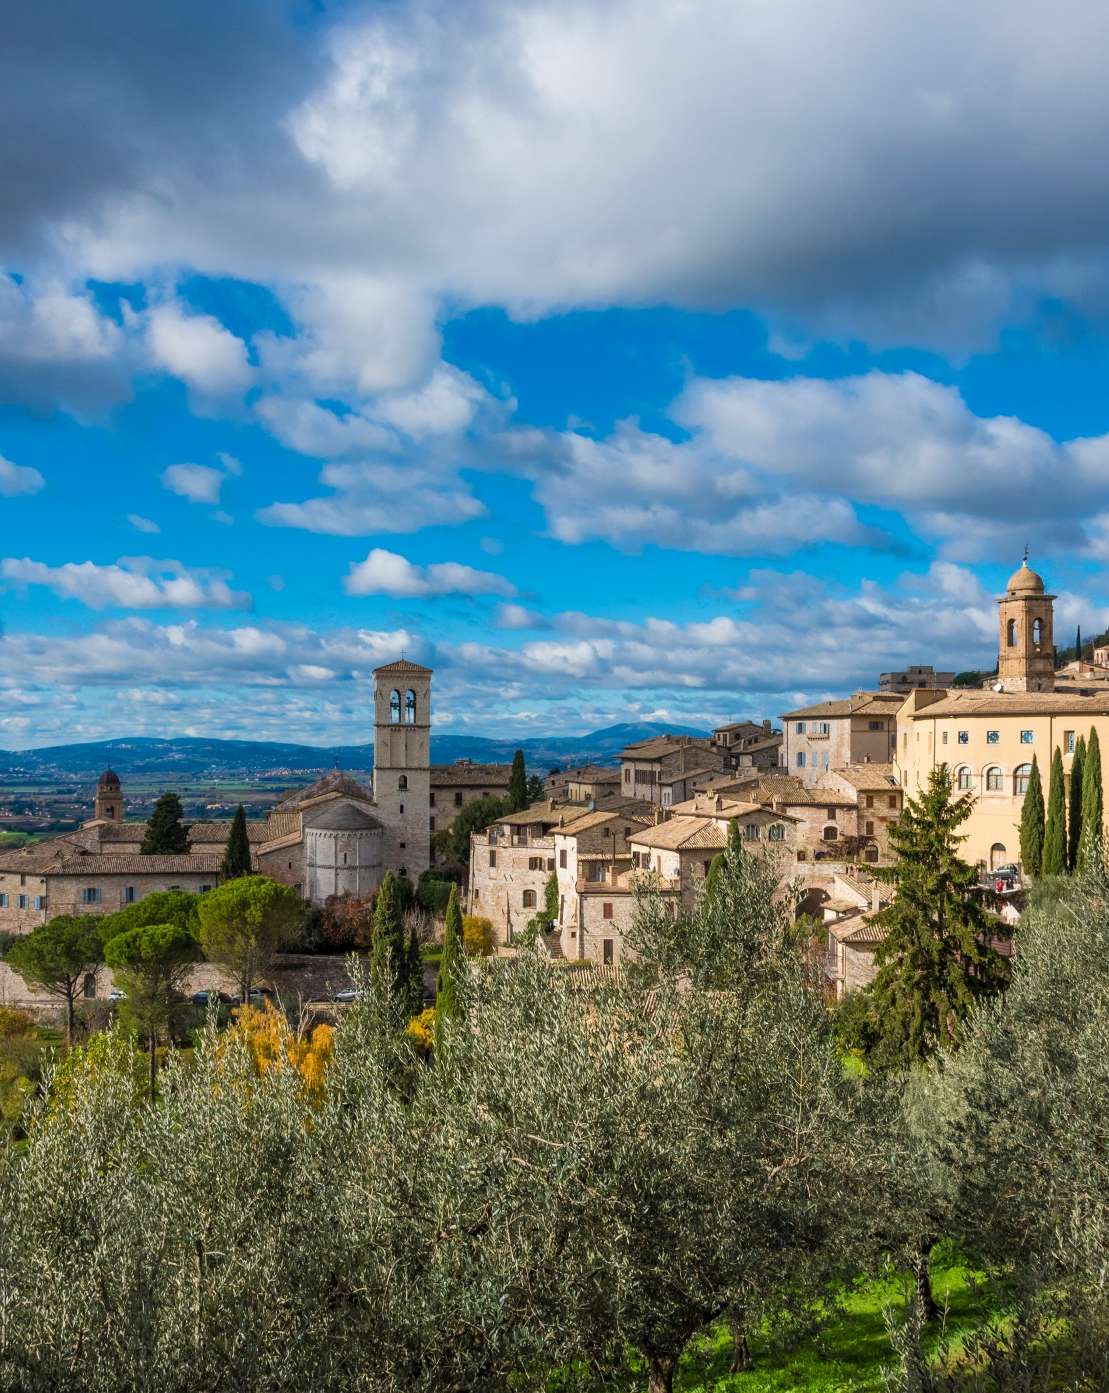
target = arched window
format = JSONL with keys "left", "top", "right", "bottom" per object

{"left": 768, "top": 823, "right": 785, "bottom": 842}
{"left": 985, "top": 766, "right": 1003, "bottom": 791}
{"left": 990, "top": 842, "right": 1007, "bottom": 871}
{"left": 1007, "top": 618, "right": 1017, "bottom": 647}
{"left": 822, "top": 824, "right": 839, "bottom": 841}
{"left": 398, "top": 774, "right": 408, "bottom": 791}
{"left": 522, "top": 889, "right": 537, "bottom": 909}
{"left": 864, "top": 845, "right": 880, "bottom": 863}
{"left": 956, "top": 766, "right": 973, "bottom": 790}
{"left": 389, "top": 689, "right": 401, "bottom": 724}
{"left": 1014, "top": 763, "right": 1032, "bottom": 794}
{"left": 1032, "top": 618, "right": 1043, "bottom": 645}
{"left": 405, "top": 689, "right": 416, "bottom": 724}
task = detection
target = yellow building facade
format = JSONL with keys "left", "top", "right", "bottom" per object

{"left": 896, "top": 558, "right": 1109, "bottom": 871}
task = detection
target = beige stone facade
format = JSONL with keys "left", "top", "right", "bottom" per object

{"left": 780, "top": 692, "right": 903, "bottom": 784}
{"left": 429, "top": 760, "right": 511, "bottom": 836}
{"left": 618, "top": 735, "right": 727, "bottom": 807}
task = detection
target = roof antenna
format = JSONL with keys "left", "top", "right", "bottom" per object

{"left": 1023, "top": 542, "right": 1030, "bottom": 565}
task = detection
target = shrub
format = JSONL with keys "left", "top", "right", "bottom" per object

{"left": 462, "top": 915, "right": 495, "bottom": 958}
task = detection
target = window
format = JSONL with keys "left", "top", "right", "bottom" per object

{"left": 488, "top": 850, "right": 496, "bottom": 868}
{"left": 528, "top": 856, "right": 543, "bottom": 871}
{"left": 796, "top": 849, "right": 806, "bottom": 861}
{"left": 957, "top": 731, "right": 969, "bottom": 744}
{"left": 795, "top": 752, "right": 806, "bottom": 768}
{"left": 826, "top": 807, "right": 838, "bottom": 820}
{"left": 942, "top": 730, "right": 948, "bottom": 745}
{"left": 986, "top": 767, "right": 1003, "bottom": 791}
{"left": 768, "top": 823, "right": 785, "bottom": 841}
{"left": 473, "top": 888, "right": 480, "bottom": 901}
{"left": 547, "top": 858, "right": 555, "bottom": 871}
{"left": 623, "top": 768, "right": 631, "bottom": 782}
{"left": 1020, "top": 730, "right": 1034, "bottom": 744}
{"left": 343, "top": 853, "right": 348, "bottom": 865}
{"left": 559, "top": 849, "right": 567, "bottom": 868}
{"left": 957, "top": 766, "right": 973, "bottom": 790}
{"left": 404, "top": 689, "right": 416, "bottom": 724}
{"left": 864, "top": 793, "right": 874, "bottom": 808}
{"left": 822, "top": 825, "right": 838, "bottom": 841}
{"left": 888, "top": 794, "right": 898, "bottom": 810}
{"left": 399, "top": 804, "right": 404, "bottom": 815}
{"left": 0, "top": 894, "right": 7, "bottom": 908}
{"left": 33, "top": 895, "right": 46, "bottom": 910}
{"left": 454, "top": 791, "right": 463, "bottom": 807}
{"left": 602, "top": 902, "right": 613, "bottom": 920}
{"left": 398, "top": 774, "right": 408, "bottom": 791}
{"left": 389, "top": 689, "right": 401, "bottom": 724}
{"left": 865, "top": 820, "right": 875, "bottom": 836}
{"left": 868, "top": 720, "right": 884, "bottom": 731}
{"left": 522, "top": 889, "right": 536, "bottom": 908}
{"left": 1065, "top": 731, "right": 1076, "bottom": 754}
{"left": 123, "top": 885, "right": 137, "bottom": 904}
{"left": 429, "top": 791, "right": 436, "bottom": 807}
{"left": 1007, "top": 618, "right": 1017, "bottom": 647}
{"left": 986, "top": 730, "right": 999, "bottom": 744}
{"left": 815, "top": 721, "right": 830, "bottom": 735}
{"left": 17, "top": 895, "right": 29, "bottom": 910}
{"left": 795, "top": 721, "right": 806, "bottom": 734}
{"left": 81, "top": 887, "right": 101, "bottom": 905}
{"left": 1014, "top": 763, "right": 1032, "bottom": 795}
{"left": 430, "top": 817, "right": 436, "bottom": 832}
{"left": 1032, "top": 618, "right": 1043, "bottom": 645}
{"left": 744, "top": 823, "right": 760, "bottom": 840}
{"left": 603, "top": 938, "right": 614, "bottom": 965}
{"left": 200, "top": 885, "right": 211, "bottom": 895}
{"left": 865, "top": 846, "right": 880, "bottom": 863}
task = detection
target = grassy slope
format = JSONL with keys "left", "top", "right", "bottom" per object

{"left": 675, "top": 1265, "right": 989, "bottom": 1392}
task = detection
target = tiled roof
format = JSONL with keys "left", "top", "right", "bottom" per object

{"left": 372, "top": 658, "right": 433, "bottom": 675}
{"left": 750, "top": 776, "right": 855, "bottom": 808}
{"left": 782, "top": 692, "right": 904, "bottom": 720}
{"left": 48, "top": 855, "right": 223, "bottom": 875}
{"left": 274, "top": 769, "right": 373, "bottom": 811}
{"left": 430, "top": 762, "right": 512, "bottom": 787}
{"left": 837, "top": 873, "right": 895, "bottom": 906}
{"left": 628, "top": 816, "right": 728, "bottom": 851}
{"left": 827, "top": 913, "right": 886, "bottom": 945}
{"left": 492, "top": 801, "right": 566, "bottom": 827}
{"left": 904, "top": 690, "right": 1109, "bottom": 718}
{"left": 547, "top": 764, "right": 621, "bottom": 782}
{"left": 826, "top": 764, "right": 901, "bottom": 792}
{"left": 94, "top": 821, "right": 148, "bottom": 842}
{"left": 668, "top": 793, "right": 802, "bottom": 822}
{"left": 557, "top": 808, "right": 653, "bottom": 836}
{"left": 189, "top": 819, "right": 281, "bottom": 844}
{"left": 620, "top": 734, "right": 710, "bottom": 759}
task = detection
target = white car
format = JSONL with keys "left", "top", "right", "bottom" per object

{"left": 108, "top": 988, "right": 127, "bottom": 1003}
{"left": 333, "top": 987, "right": 363, "bottom": 1004}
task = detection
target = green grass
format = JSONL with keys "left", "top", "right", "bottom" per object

{"left": 672, "top": 1265, "right": 990, "bottom": 1392}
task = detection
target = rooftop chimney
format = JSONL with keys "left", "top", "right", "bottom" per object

{"left": 870, "top": 881, "right": 881, "bottom": 913}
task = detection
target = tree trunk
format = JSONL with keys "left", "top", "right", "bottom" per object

{"left": 647, "top": 1353, "right": 677, "bottom": 1393}
{"left": 65, "top": 991, "right": 74, "bottom": 1047}
{"left": 729, "top": 1319, "right": 753, "bottom": 1373}
{"left": 913, "top": 1241, "right": 938, "bottom": 1323}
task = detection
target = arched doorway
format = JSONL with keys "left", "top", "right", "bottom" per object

{"left": 989, "top": 843, "right": 1007, "bottom": 871}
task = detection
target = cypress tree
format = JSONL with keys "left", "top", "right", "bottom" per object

{"left": 1018, "top": 754, "right": 1045, "bottom": 879}
{"left": 1077, "top": 623, "right": 1083, "bottom": 663}
{"left": 508, "top": 749, "right": 528, "bottom": 812}
{"left": 1068, "top": 736, "right": 1086, "bottom": 871}
{"left": 221, "top": 803, "right": 252, "bottom": 879}
{"left": 865, "top": 764, "right": 1009, "bottom": 1066}
{"left": 370, "top": 872, "right": 408, "bottom": 1025}
{"left": 1042, "top": 747, "right": 1067, "bottom": 877}
{"left": 141, "top": 792, "right": 189, "bottom": 854}
{"left": 434, "top": 883, "right": 464, "bottom": 1050}
{"left": 404, "top": 922, "right": 424, "bottom": 1021}
{"left": 1079, "top": 726, "right": 1104, "bottom": 871}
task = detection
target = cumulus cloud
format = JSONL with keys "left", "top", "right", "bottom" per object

{"left": 343, "top": 547, "right": 516, "bottom": 598}
{"left": 161, "top": 462, "right": 226, "bottom": 505}
{"left": 255, "top": 396, "right": 396, "bottom": 458}
{"left": 147, "top": 302, "right": 252, "bottom": 397}
{"left": 259, "top": 460, "right": 484, "bottom": 535}
{"left": 0, "top": 557, "right": 251, "bottom": 610}
{"left": 495, "top": 602, "right": 547, "bottom": 630}
{"left": 0, "top": 276, "right": 131, "bottom": 411}
{"left": 0, "top": 454, "right": 45, "bottom": 497}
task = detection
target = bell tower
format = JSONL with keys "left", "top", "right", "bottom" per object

{"left": 95, "top": 768, "right": 123, "bottom": 823}
{"left": 372, "top": 659, "right": 432, "bottom": 878}
{"left": 997, "top": 554, "right": 1055, "bottom": 693}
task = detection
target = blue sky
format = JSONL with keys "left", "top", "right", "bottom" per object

{"left": 5, "top": 0, "right": 1109, "bottom": 748}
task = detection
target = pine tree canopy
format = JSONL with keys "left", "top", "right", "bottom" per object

{"left": 141, "top": 792, "right": 189, "bottom": 855}
{"left": 865, "top": 764, "right": 1010, "bottom": 1066}
{"left": 1042, "top": 747, "right": 1068, "bottom": 877}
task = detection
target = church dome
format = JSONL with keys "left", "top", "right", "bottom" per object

{"left": 1005, "top": 559, "right": 1045, "bottom": 596}
{"left": 98, "top": 768, "right": 121, "bottom": 789}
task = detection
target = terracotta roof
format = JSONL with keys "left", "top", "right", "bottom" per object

{"left": 304, "top": 803, "right": 382, "bottom": 832}
{"left": 94, "top": 822, "right": 148, "bottom": 842}
{"left": 430, "top": 762, "right": 512, "bottom": 787}
{"left": 556, "top": 808, "right": 653, "bottom": 836}
{"left": 826, "top": 764, "right": 901, "bottom": 792}
{"left": 620, "top": 734, "right": 711, "bottom": 759}
{"left": 48, "top": 855, "right": 223, "bottom": 875}
{"left": 492, "top": 801, "right": 566, "bottom": 827}
{"left": 837, "top": 873, "right": 895, "bottom": 907}
{"left": 189, "top": 820, "right": 279, "bottom": 845}
{"left": 547, "top": 764, "right": 621, "bottom": 782}
{"left": 628, "top": 817, "right": 728, "bottom": 851}
{"left": 904, "top": 690, "right": 1109, "bottom": 718}
{"left": 274, "top": 769, "right": 373, "bottom": 811}
{"left": 372, "top": 658, "right": 433, "bottom": 675}
{"left": 827, "top": 913, "right": 886, "bottom": 945}
{"left": 782, "top": 692, "right": 903, "bottom": 720}
{"left": 750, "top": 776, "right": 855, "bottom": 808}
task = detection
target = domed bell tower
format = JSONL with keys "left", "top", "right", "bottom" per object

{"left": 95, "top": 769, "right": 123, "bottom": 823}
{"left": 372, "top": 659, "right": 432, "bottom": 878}
{"left": 997, "top": 555, "right": 1055, "bottom": 693}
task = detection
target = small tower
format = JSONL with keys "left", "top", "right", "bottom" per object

{"left": 95, "top": 768, "right": 123, "bottom": 823}
{"left": 372, "top": 659, "right": 432, "bottom": 878}
{"left": 997, "top": 555, "right": 1055, "bottom": 693}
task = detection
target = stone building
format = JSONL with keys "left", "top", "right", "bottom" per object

{"left": 879, "top": 665, "right": 956, "bottom": 694}
{"left": 618, "top": 735, "right": 726, "bottom": 807}
{"left": 0, "top": 658, "right": 437, "bottom": 935}
{"left": 779, "top": 692, "right": 903, "bottom": 784}
{"left": 544, "top": 764, "right": 622, "bottom": 802}
{"left": 711, "top": 720, "right": 782, "bottom": 770}
{"left": 429, "top": 760, "right": 512, "bottom": 836}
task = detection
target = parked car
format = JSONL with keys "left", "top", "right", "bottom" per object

{"left": 247, "top": 986, "right": 275, "bottom": 1003}
{"left": 108, "top": 988, "right": 127, "bottom": 1003}
{"left": 333, "top": 987, "right": 362, "bottom": 1004}
{"left": 191, "top": 989, "right": 234, "bottom": 1007}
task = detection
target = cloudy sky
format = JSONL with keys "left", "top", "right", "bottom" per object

{"left": 5, "top": 0, "right": 1109, "bottom": 748}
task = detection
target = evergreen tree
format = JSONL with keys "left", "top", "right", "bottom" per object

{"left": 1079, "top": 726, "right": 1104, "bottom": 871}
{"left": 1068, "top": 736, "right": 1086, "bottom": 871}
{"left": 508, "top": 749, "right": 528, "bottom": 812}
{"left": 1019, "top": 754, "right": 1045, "bottom": 879}
{"left": 1042, "top": 746, "right": 1068, "bottom": 877}
{"left": 221, "top": 803, "right": 252, "bottom": 879}
{"left": 1077, "top": 622, "right": 1083, "bottom": 663}
{"left": 141, "top": 792, "right": 188, "bottom": 854}
{"left": 370, "top": 872, "right": 412, "bottom": 1025}
{"left": 525, "top": 774, "right": 544, "bottom": 804}
{"left": 865, "top": 764, "right": 1010, "bottom": 1066}
{"left": 433, "top": 883, "right": 463, "bottom": 1050}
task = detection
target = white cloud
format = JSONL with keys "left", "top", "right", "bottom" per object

{"left": 259, "top": 460, "right": 484, "bottom": 535}
{"left": 495, "top": 602, "right": 546, "bottom": 630}
{"left": 161, "top": 463, "right": 225, "bottom": 505}
{"left": 127, "top": 513, "right": 160, "bottom": 534}
{"left": 0, "top": 557, "right": 251, "bottom": 610}
{"left": 0, "top": 455, "right": 45, "bottom": 497}
{"left": 255, "top": 396, "right": 396, "bottom": 458}
{"left": 147, "top": 302, "right": 252, "bottom": 396}
{"left": 375, "top": 365, "right": 492, "bottom": 438}
{"left": 343, "top": 547, "right": 516, "bottom": 598}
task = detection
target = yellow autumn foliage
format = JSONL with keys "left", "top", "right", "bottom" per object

{"left": 407, "top": 1006, "right": 437, "bottom": 1053}
{"left": 462, "top": 915, "right": 495, "bottom": 958}
{"left": 227, "top": 1002, "right": 334, "bottom": 1103}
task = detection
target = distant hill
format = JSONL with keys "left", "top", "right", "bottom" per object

{"left": 0, "top": 722, "right": 709, "bottom": 781}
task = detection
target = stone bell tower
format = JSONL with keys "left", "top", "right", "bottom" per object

{"left": 997, "top": 554, "right": 1055, "bottom": 693}
{"left": 372, "top": 659, "right": 432, "bottom": 878}
{"left": 94, "top": 768, "right": 123, "bottom": 822}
